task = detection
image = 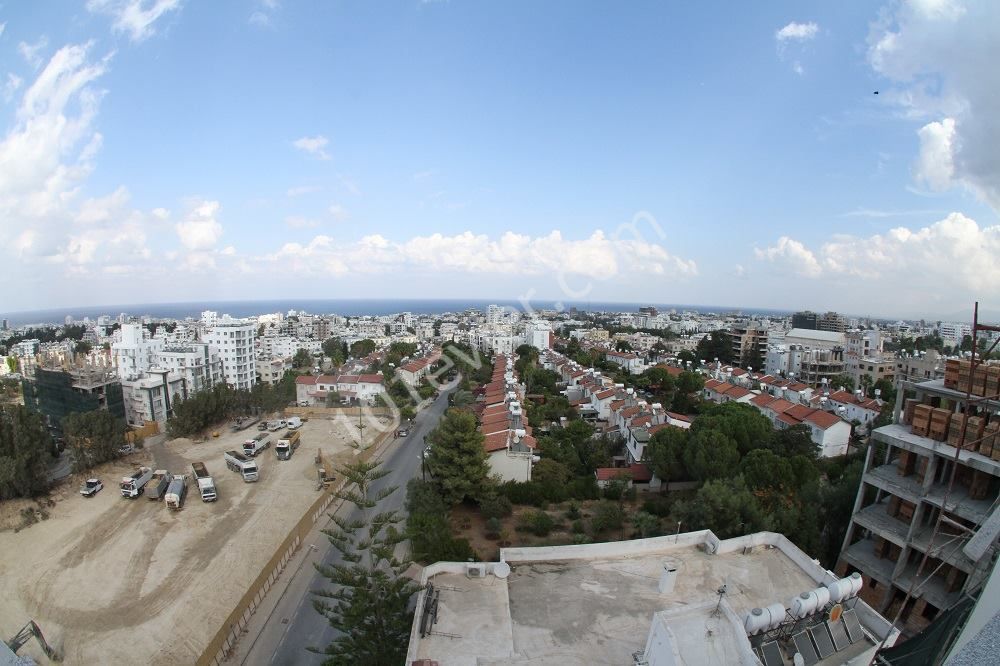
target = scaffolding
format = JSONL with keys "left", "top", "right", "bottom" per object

{"left": 22, "top": 365, "right": 125, "bottom": 433}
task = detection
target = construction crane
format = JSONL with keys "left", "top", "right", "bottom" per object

{"left": 6, "top": 620, "right": 61, "bottom": 662}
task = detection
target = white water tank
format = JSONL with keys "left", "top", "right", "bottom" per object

{"left": 658, "top": 562, "right": 678, "bottom": 594}
{"left": 849, "top": 572, "right": 863, "bottom": 597}
{"left": 766, "top": 602, "right": 787, "bottom": 629}
{"left": 744, "top": 608, "right": 770, "bottom": 635}
{"left": 651, "top": 403, "right": 662, "bottom": 410}
{"left": 827, "top": 578, "right": 852, "bottom": 604}
{"left": 493, "top": 561, "right": 511, "bottom": 579}
{"left": 790, "top": 590, "right": 818, "bottom": 619}
{"left": 813, "top": 586, "right": 830, "bottom": 609}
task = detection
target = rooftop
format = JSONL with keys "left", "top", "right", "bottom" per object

{"left": 407, "top": 532, "right": 896, "bottom": 666}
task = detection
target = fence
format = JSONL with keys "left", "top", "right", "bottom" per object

{"left": 283, "top": 405, "right": 394, "bottom": 419}
{"left": 195, "top": 426, "right": 394, "bottom": 666}
{"left": 126, "top": 420, "right": 159, "bottom": 443}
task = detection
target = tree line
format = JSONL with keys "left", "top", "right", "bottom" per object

{"left": 166, "top": 371, "right": 297, "bottom": 438}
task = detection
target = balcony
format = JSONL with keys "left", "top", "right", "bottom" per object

{"left": 874, "top": 424, "right": 1000, "bottom": 477}
{"left": 842, "top": 538, "right": 896, "bottom": 585}
{"left": 864, "top": 462, "right": 924, "bottom": 503}
{"left": 854, "top": 503, "right": 912, "bottom": 546}
{"left": 909, "top": 526, "right": 977, "bottom": 573}
{"left": 894, "top": 564, "right": 962, "bottom": 612}
{"left": 923, "top": 481, "right": 995, "bottom": 525}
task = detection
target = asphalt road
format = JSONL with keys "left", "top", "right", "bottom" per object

{"left": 246, "top": 387, "right": 452, "bottom": 665}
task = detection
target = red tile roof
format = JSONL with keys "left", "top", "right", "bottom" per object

{"left": 724, "top": 386, "right": 751, "bottom": 400}
{"left": 750, "top": 394, "right": 777, "bottom": 408}
{"left": 765, "top": 398, "right": 795, "bottom": 414}
{"left": 804, "top": 410, "right": 843, "bottom": 429}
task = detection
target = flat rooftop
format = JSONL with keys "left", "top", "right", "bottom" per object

{"left": 408, "top": 532, "right": 896, "bottom": 666}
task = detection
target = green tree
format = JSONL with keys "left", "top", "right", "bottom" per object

{"left": 872, "top": 378, "right": 896, "bottom": 404}
{"left": 323, "top": 338, "right": 345, "bottom": 367}
{"left": 684, "top": 428, "right": 740, "bottom": 482}
{"left": 768, "top": 424, "right": 817, "bottom": 459}
{"left": 673, "top": 477, "right": 767, "bottom": 538}
{"left": 312, "top": 461, "right": 419, "bottom": 665}
{"left": 830, "top": 374, "right": 855, "bottom": 392}
{"left": 75, "top": 340, "right": 93, "bottom": 355}
{"left": 740, "top": 449, "right": 794, "bottom": 492}
{"left": 62, "top": 410, "right": 127, "bottom": 472}
{"left": 405, "top": 479, "right": 477, "bottom": 563}
{"left": 646, "top": 426, "right": 691, "bottom": 482}
{"left": 350, "top": 339, "right": 377, "bottom": 358}
{"left": 538, "top": 420, "right": 606, "bottom": 476}
{"left": 5, "top": 356, "right": 18, "bottom": 374}
{"left": 817, "top": 459, "right": 864, "bottom": 567}
{"left": 614, "top": 340, "right": 633, "bottom": 352}
{"left": 426, "top": 408, "right": 488, "bottom": 505}
{"left": 590, "top": 500, "right": 625, "bottom": 535}
{"left": 0, "top": 404, "right": 52, "bottom": 499}
{"left": 671, "top": 371, "right": 704, "bottom": 414}
{"left": 695, "top": 330, "right": 732, "bottom": 364}
{"left": 677, "top": 350, "right": 699, "bottom": 369}
{"left": 693, "top": 402, "right": 773, "bottom": 456}
{"left": 531, "top": 458, "right": 571, "bottom": 487}
{"left": 631, "top": 511, "right": 660, "bottom": 538}
{"left": 293, "top": 348, "right": 313, "bottom": 368}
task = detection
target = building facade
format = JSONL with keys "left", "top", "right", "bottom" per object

{"left": 204, "top": 321, "right": 257, "bottom": 390}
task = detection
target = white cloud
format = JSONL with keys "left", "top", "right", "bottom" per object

{"left": 0, "top": 22, "right": 6, "bottom": 37}
{"left": 86, "top": 0, "right": 182, "bottom": 42}
{"left": 868, "top": 0, "right": 1000, "bottom": 210}
{"left": 328, "top": 203, "right": 349, "bottom": 221}
{"left": 293, "top": 135, "right": 330, "bottom": 160}
{"left": 249, "top": 0, "right": 280, "bottom": 27}
{"left": 175, "top": 199, "right": 223, "bottom": 250}
{"left": 284, "top": 215, "right": 319, "bottom": 229}
{"left": 249, "top": 12, "right": 270, "bottom": 27}
{"left": 286, "top": 185, "right": 320, "bottom": 197}
{"left": 4, "top": 74, "right": 23, "bottom": 103}
{"left": 754, "top": 237, "right": 822, "bottom": 277}
{"left": 914, "top": 117, "right": 956, "bottom": 191}
{"left": 776, "top": 22, "right": 819, "bottom": 42}
{"left": 18, "top": 37, "right": 49, "bottom": 69}
{"left": 792, "top": 61, "right": 805, "bottom": 76}
{"left": 756, "top": 213, "right": 1000, "bottom": 309}
{"left": 260, "top": 229, "right": 696, "bottom": 282}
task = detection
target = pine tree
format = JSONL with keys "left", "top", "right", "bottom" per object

{"left": 311, "top": 460, "right": 419, "bottom": 665}
{"left": 426, "top": 408, "right": 488, "bottom": 505}
{"left": 0, "top": 404, "right": 52, "bottom": 499}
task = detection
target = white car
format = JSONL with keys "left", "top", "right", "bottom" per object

{"left": 80, "top": 478, "right": 103, "bottom": 497}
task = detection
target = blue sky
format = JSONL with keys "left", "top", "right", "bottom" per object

{"left": 1, "top": 0, "right": 998, "bottom": 317}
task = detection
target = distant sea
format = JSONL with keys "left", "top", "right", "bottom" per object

{"left": 0, "top": 298, "right": 795, "bottom": 327}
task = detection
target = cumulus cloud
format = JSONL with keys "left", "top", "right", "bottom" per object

{"left": 868, "top": 0, "right": 1000, "bottom": 210}
{"left": 175, "top": 200, "right": 223, "bottom": 249}
{"left": 756, "top": 213, "right": 1000, "bottom": 309}
{"left": 754, "top": 237, "right": 822, "bottom": 277}
{"left": 776, "top": 21, "right": 819, "bottom": 42}
{"left": 293, "top": 135, "right": 330, "bottom": 160}
{"left": 260, "top": 230, "right": 696, "bottom": 284}
{"left": 4, "top": 73, "right": 23, "bottom": 103}
{"left": 86, "top": 0, "right": 182, "bottom": 42}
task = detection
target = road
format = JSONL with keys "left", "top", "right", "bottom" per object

{"left": 244, "top": 387, "right": 453, "bottom": 665}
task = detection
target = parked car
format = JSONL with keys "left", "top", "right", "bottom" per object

{"left": 80, "top": 478, "right": 103, "bottom": 497}
{"left": 398, "top": 429, "right": 409, "bottom": 437}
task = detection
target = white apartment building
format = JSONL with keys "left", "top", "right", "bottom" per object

{"left": 111, "top": 323, "right": 164, "bottom": 380}
{"left": 120, "top": 369, "right": 188, "bottom": 427}
{"left": 523, "top": 320, "right": 552, "bottom": 350}
{"left": 258, "top": 357, "right": 288, "bottom": 385}
{"left": 205, "top": 320, "right": 257, "bottom": 390}
{"left": 157, "top": 342, "right": 222, "bottom": 392}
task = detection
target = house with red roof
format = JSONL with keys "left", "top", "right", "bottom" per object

{"left": 295, "top": 373, "right": 386, "bottom": 406}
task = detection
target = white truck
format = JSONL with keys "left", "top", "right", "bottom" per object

{"left": 242, "top": 433, "right": 271, "bottom": 457}
{"left": 275, "top": 430, "right": 301, "bottom": 460}
{"left": 164, "top": 474, "right": 188, "bottom": 510}
{"left": 145, "top": 469, "right": 170, "bottom": 500}
{"left": 267, "top": 419, "right": 286, "bottom": 432}
{"left": 285, "top": 416, "right": 303, "bottom": 430}
{"left": 191, "top": 462, "right": 217, "bottom": 502}
{"left": 120, "top": 466, "right": 153, "bottom": 498}
{"left": 224, "top": 450, "right": 259, "bottom": 482}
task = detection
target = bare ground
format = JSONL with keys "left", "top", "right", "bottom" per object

{"left": 0, "top": 415, "right": 389, "bottom": 665}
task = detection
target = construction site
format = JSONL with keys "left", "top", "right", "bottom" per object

{"left": 0, "top": 413, "right": 390, "bottom": 665}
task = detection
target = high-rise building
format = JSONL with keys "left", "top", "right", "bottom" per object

{"left": 111, "top": 323, "right": 164, "bottom": 380}
{"left": 22, "top": 366, "right": 126, "bottom": 433}
{"left": 204, "top": 320, "right": 257, "bottom": 390}
{"left": 792, "top": 310, "right": 819, "bottom": 330}
{"left": 819, "top": 311, "right": 848, "bottom": 333}
{"left": 836, "top": 377, "right": 1000, "bottom": 637}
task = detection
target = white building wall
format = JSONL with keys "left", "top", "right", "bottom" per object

{"left": 205, "top": 321, "right": 257, "bottom": 390}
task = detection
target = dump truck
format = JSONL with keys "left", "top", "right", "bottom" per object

{"left": 145, "top": 469, "right": 171, "bottom": 500}
{"left": 243, "top": 432, "right": 271, "bottom": 457}
{"left": 191, "top": 462, "right": 217, "bottom": 502}
{"left": 164, "top": 474, "right": 188, "bottom": 510}
{"left": 276, "top": 430, "right": 301, "bottom": 460}
{"left": 224, "top": 450, "right": 259, "bottom": 482}
{"left": 120, "top": 466, "right": 153, "bottom": 498}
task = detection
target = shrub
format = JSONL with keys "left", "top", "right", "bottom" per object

{"left": 479, "top": 494, "right": 514, "bottom": 520}
{"left": 565, "top": 502, "right": 581, "bottom": 520}
{"left": 571, "top": 519, "right": 586, "bottom": 534}
{"left": 518, "top": 510, "right": 555, "bottom": 537}
{"left": 591, "top": 501, "right": 625, "bottom": 534}
{"left": 642, "top": 495, "right": 673, "bottom": 517}
{"left": 485, "top": 517, "right": 502, "bottom": 540}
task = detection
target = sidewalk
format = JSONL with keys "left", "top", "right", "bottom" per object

{"left": 227, "top": 430, "right": 402, "bottom": 665}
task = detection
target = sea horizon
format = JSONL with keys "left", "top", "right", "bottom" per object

{"left": 0, "top": 297, "right": 799, "bottom": 328}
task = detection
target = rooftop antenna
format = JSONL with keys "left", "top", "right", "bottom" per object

{"left": 712, "top": 577, "right": 729, "bottom": 616}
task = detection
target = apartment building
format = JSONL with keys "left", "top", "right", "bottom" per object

{"left": 836, "top": 376, "right": 1000, "bottom": 637}
{"left": 895, "top": 349, "right": 948, "bottom": 386}
{"left": 730, "top": 321, "right": 769, "bottom": 366}
{"left": 120, "top": 369, "right": 187, "bottom": 427}
{"left": 204, "top": 320, "right": 257, "bottom": 390}
{"left": 111, "top": 323, "right": 164, "bottom": 380}
{"left": 156, "top": 342, "right": 222, "bottom": 393}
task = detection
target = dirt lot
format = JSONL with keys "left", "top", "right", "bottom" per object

{"left": 0, "top": 415, "right": 389, "bottom": 665}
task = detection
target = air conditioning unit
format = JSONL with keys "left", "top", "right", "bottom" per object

{"left": 466, "top": 563, "right": 486, "bottom": 578}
